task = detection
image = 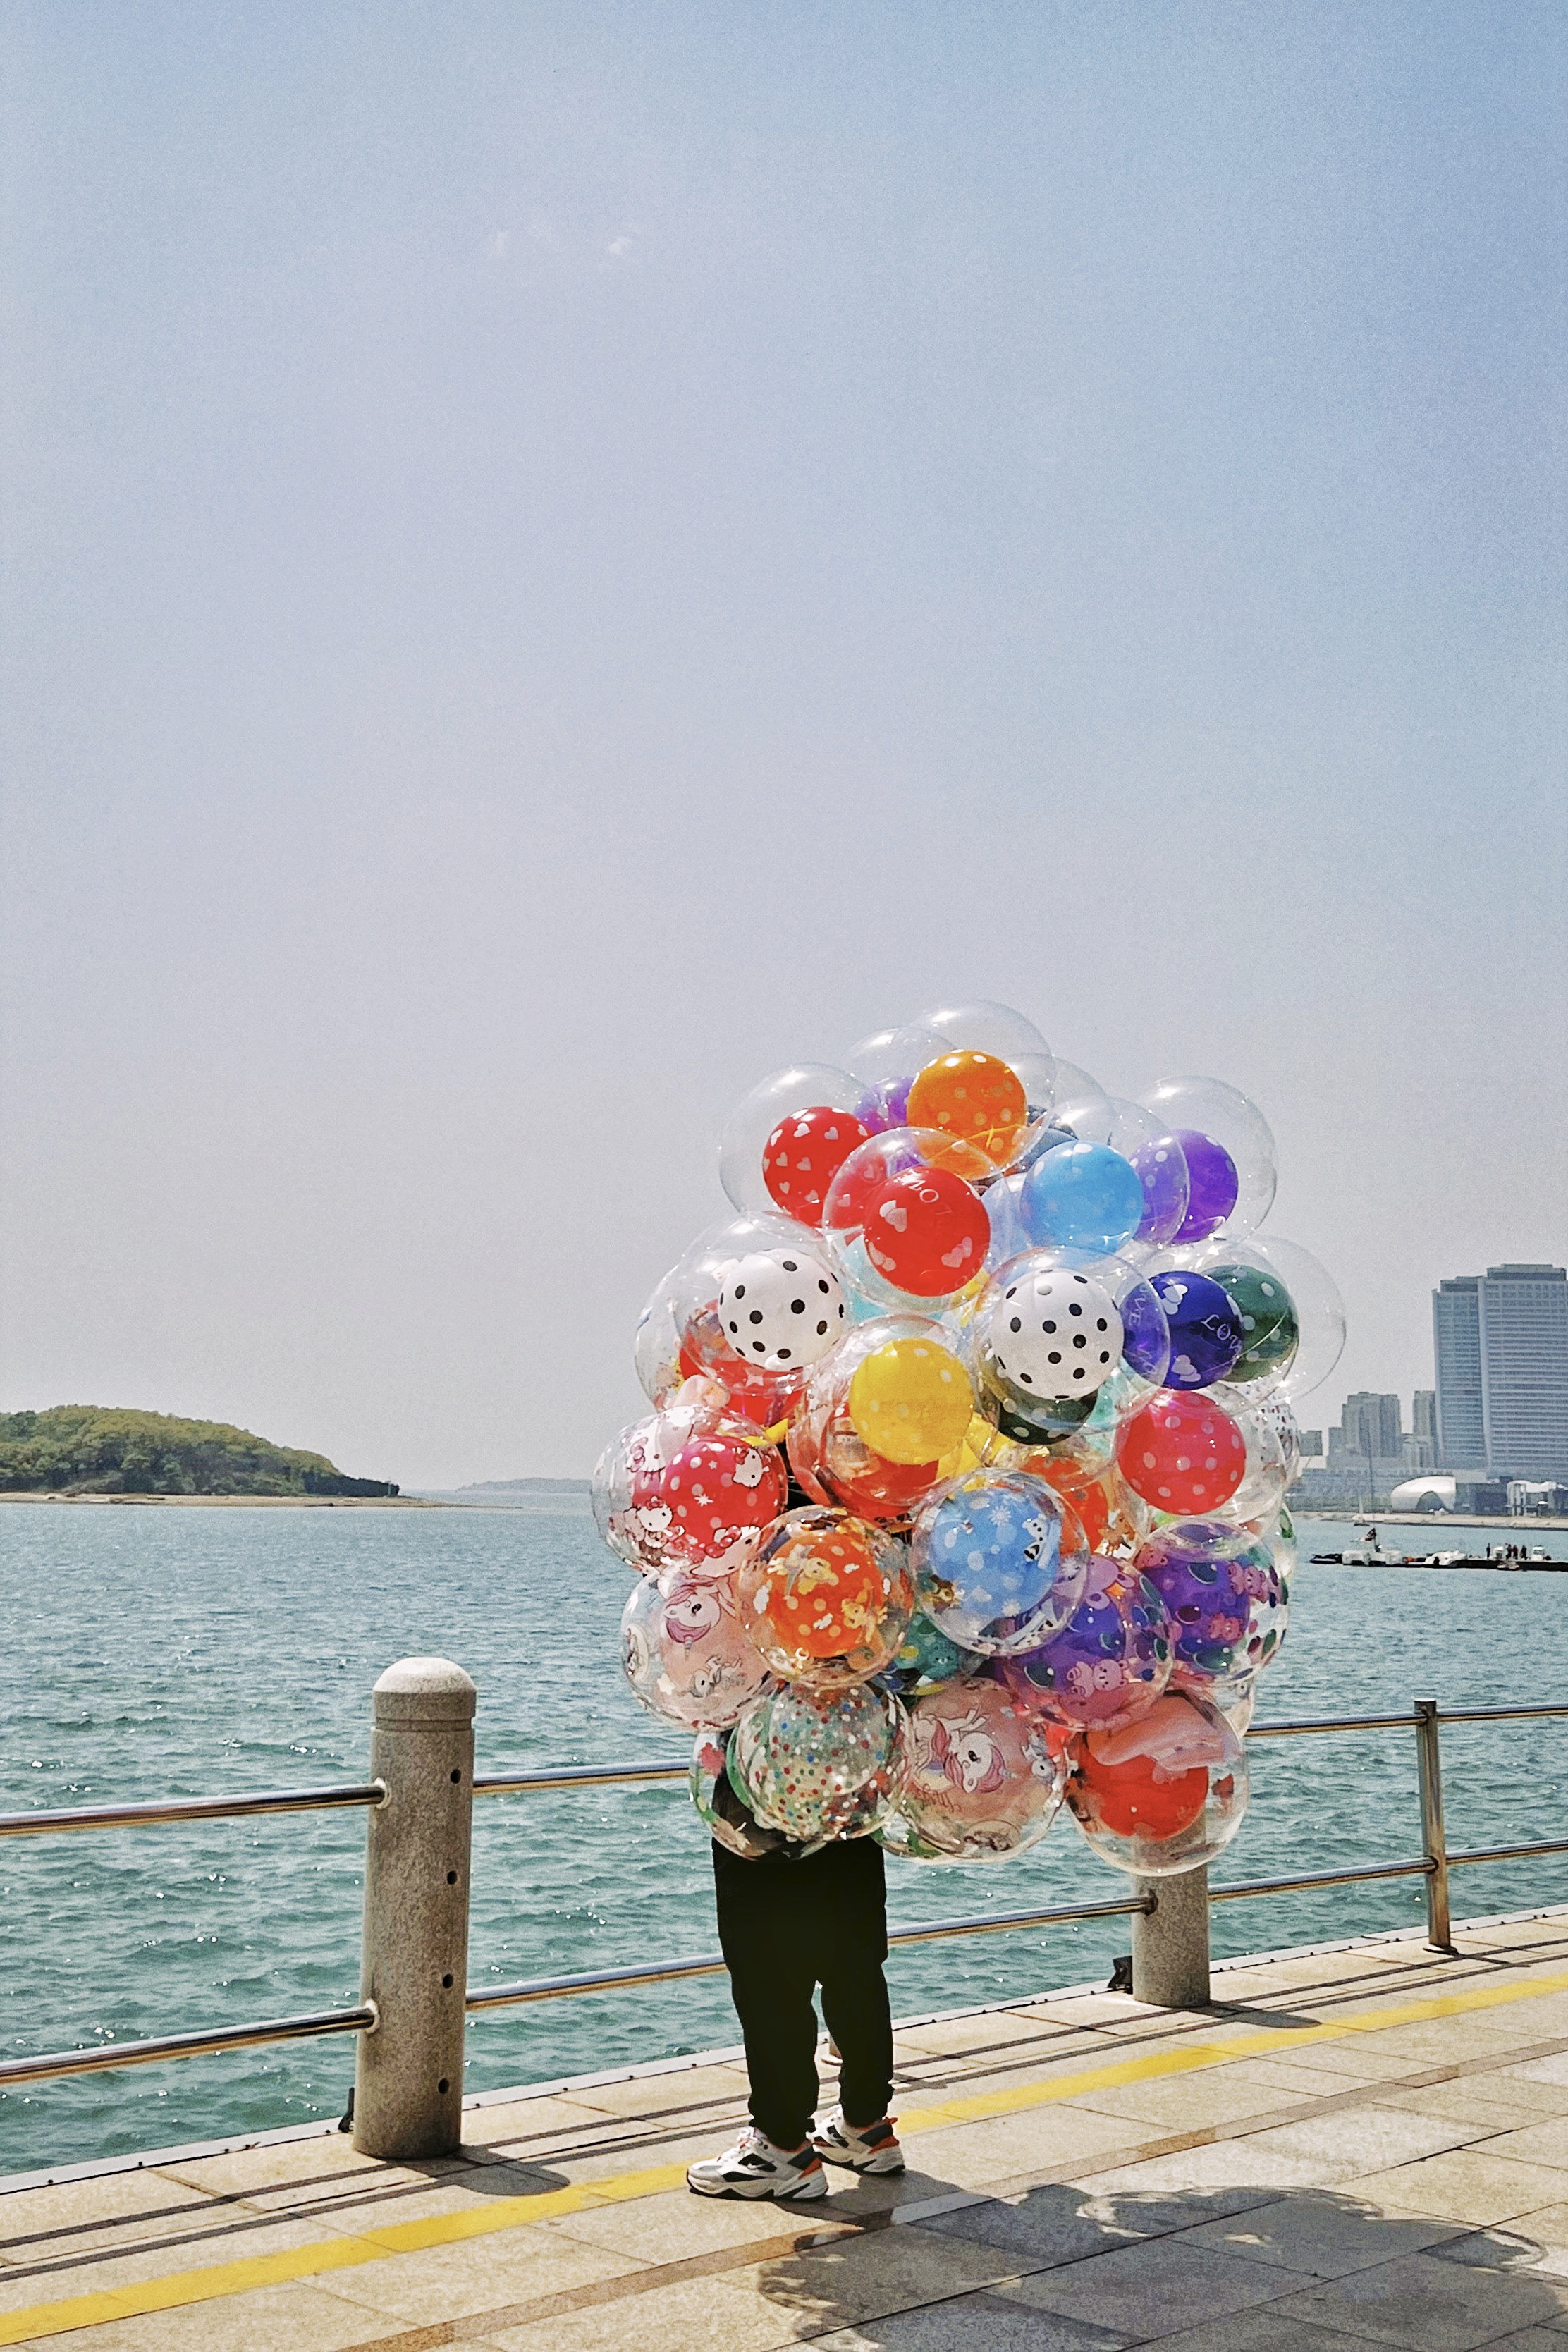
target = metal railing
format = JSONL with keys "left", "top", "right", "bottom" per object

{"left": 5, "top": 1679, "right": 1568, "bottom": 2160}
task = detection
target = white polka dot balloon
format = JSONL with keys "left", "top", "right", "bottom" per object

{"left": 718, "top": 1248, "right": 847, "bottom": 1372}
{"left": 989, "top": 1269, "right": 1123, "bottom": 1399}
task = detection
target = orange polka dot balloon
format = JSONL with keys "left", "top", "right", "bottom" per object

{"left": 906, "top": 1051, "right": 1029, "bottom": 1164}
{"left": 1115, "top": 1391, "right": 1247, "bottom": 1516}
{"left": 740, "top": 1506, "right": 914, "bottom": 1689}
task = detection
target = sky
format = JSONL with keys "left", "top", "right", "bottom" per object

{"left": 2, "top": 1, "right": 1564, "bottom": 1488}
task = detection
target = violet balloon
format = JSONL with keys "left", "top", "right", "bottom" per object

{"left": 1172, "top": 1129, "right": 1239, "bottom": 1242}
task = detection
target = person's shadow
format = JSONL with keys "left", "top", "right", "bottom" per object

{"left": 748, "top": 2174, "right": 1568, "bottom": 2346}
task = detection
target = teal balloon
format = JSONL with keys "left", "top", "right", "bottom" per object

{"left": 1021, "top": 1141, "right": 1145, "bottom": 1254}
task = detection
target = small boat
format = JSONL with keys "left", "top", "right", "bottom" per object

{"left": 1309, "top": 1541, "right": 1412, "bottom": 1566}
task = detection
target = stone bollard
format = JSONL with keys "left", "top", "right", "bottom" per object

{"left": 1131, "top": 1866, "right": 1211, "bottom": 2007}
{"left": 353, "top": 1657, "right": 477, "bottom": 2162}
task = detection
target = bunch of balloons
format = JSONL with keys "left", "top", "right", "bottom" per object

{"left": 595, "top": 1002, "right": 1342, "bottom": 1882}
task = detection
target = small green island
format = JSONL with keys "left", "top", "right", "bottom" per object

{"left": 0, "top": 1407, "right": 398, "bottom": 1498}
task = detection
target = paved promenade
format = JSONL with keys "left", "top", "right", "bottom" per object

{"left": 8, "top": 1909, "right": 1568, "bottom": 2348}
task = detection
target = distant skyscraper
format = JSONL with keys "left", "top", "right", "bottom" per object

{"left": 1433, "top": 1266, "right": 1568, "bottom": 1478}
{"left": 1335, "top": 1392, "right": 1404, "bottom": 1459}
{"left": 1412, "top": 1391, "right": 1438, "bottom": 1447}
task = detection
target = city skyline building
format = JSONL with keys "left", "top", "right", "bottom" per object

{"left": 1433, "top": 1265, "right": 1568, "bottom": 1479}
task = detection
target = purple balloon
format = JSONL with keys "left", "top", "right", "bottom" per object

{"left": 1172, "top": 1128, "right": 1239, "bottom": 1242}
{"left": 1136, "top": 1522, "right": 1278, "bottom": 1694}
{"left": 1132, "top": 1131, "right": 1189, "bottom": 1243}
{"left": 1150, "top": 1270, "right": 1244, "bottom": 1390}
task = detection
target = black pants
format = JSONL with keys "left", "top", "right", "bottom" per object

{"left": 712, "top": 1835, "right": 894, "bottom": 2151}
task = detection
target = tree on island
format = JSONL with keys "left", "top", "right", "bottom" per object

{"left": 0, "top": 1407, "right": 398, "bottom": 1497}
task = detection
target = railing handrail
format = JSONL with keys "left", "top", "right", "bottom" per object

{"left": 0, "top": 2003, "right": 378, "bottom": 2088}
{"left": 6, "top": 1698, "right": 1568, "bottom": 1839}
{"left": 0, "top": 1783, "right": 388, "bottom": 1839}
{"left": 7, "top": 1689, "right": 1568, "bottom": 2111}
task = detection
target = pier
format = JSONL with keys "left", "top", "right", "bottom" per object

{"left": 8, "top": 1911, "right": 1568, "bottom": 2345}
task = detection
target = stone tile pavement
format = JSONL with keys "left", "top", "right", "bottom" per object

{"left": 8, "top": 1909, "right": 1568, "bottom": 2347}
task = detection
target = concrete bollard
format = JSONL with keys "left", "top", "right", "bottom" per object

{"left": 1131, "top": 1866, "right": 1211, "bottom": 2007}
{"left": 353, "top": 1657, "right": 477, "bottom": 2162}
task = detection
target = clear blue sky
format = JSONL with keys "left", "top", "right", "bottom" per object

{"left": 2, "top": 3, "right": 1564, "bottom": 1485}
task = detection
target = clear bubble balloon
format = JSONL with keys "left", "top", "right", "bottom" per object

{"left": 1187, "top": 1232, "right": 1345, "bottom": 1405}
{"left": 824, "top": 1129, "right": 993, "bottom": 1310}
{"left": 1065, "top": 1691, "right": 1249, "bottom": 1876}
{"left": 845, "top": 1022, "right": 949, "bottom": 1134}
{"left": 921, "top": 1000, "right": 1056, "bottom": 1116}
{"left": 788, "top": 1315, "right": 973, "bottom": 1524}
{"left": 1136, "top": 1077, "right": 1277, "bottom": 1241}
{"left": 719, "top": 1064, "right": 871, "bottom": 1223}
{"left": 1000, "top": 1557, "right": 1172, "bottom": 1731}
{"left": 621, "top": 1570, "right": 773, "bottom": 1729}
{"left": 592, "top": 1402, "right": 789, "bottom": 1579}
{"left": 690, "top": 1729, "right": 805, "bottom": 1858}
{"left": 663, "top": 1211, "right": 833, "bottom": 1424}
{"left": 1115, "top": 1389, "right": 1248, "bottom": 1517}
{"left": 737, "top": 1507, "right": 915, "bottom": 1690}
{"left": 1211, "top": 1387, "right": 1293, "bottom": 1525}
{"left": 729, "top": 1682, "right": 908, "bottom": 1843}
{"left": 1047, "top": 1094, "right": 1192, "bottom": 1251}
{"left": 1146, "top": 1268, "right": 1246, "bottom": 1391}
{"left": 883, "top": 1611, "right": 984, "bottom": 1696}
{"left": 1134, "top": 1519, "right": 1285, "bottom": 1702}
{"left": 879, "top": 1676, "right": 1065, "bottom": 1861}
{"left": 911, "top": 1467, "right": 1090, "bottom": 1655}
{"left": 967, "top": 1250, "right": 1171, "bottom": 1445}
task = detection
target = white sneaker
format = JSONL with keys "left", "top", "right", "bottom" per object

{"left": 686, "top": 2126, "right": 828, "bottom": 2200}
{"left": 811, "top": 2105, "right": 905, "bottom": 2174}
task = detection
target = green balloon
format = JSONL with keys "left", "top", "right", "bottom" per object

{"left": 1208, "top": 1263, "right": 1298, "bottom": 1383}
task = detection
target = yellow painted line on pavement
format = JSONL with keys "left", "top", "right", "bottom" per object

{"left": 5, "top": 1959, "right": 1568, "bottom": 2345}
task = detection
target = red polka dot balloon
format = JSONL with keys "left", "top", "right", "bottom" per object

{"left": 862, "top": 1165, "right": 990, "bottom": 1299}
{"left": 762, "top": 1105, "right": 873, "bottom": 1225}
{"left": 658, "top": 1432, "right": 788, "bottom": 1576}
{"left": 1115, "top": 1391, "right": 1247, "bottom": 1516}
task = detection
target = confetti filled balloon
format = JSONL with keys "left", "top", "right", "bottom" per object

{"left": 738, "top": 1507, "right": 914, "bottom": 1689}
{"left": 1065, "top": 1691, "right": 1248, "bottom": 1875}
{"left": 690, "top": 1730, "right": 802, "bottom": 1858}
{"left": 880, "top": 1676, "right": 1064, "bottom": 1861}
{"left": 905, "top": 1050, "right": 1029, "bottom": 1165}
{"left": 1149, "top": 1270, "right": 1246, "bottom": 1392}
{"left": 912, "top": 1469, "right": 1089, "bottom": 1655}
{"left": 730, "top": 1682, "right": 908, "bottom": 1844}
{"left": 621, "top": 1571, "right": 773, "bottom": 1729}
{"left": 1001, "top": 1557, "right": 1172, "bottom": 1731}
{"left": 1115, "top": 1391, "right": 1247, "bottom": 1516}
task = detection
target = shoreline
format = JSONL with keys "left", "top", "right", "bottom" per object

{"left": 1291, "top": 1508, "right": 1568, "bottom": 1531}
{"left": 0, "top": 1491, "right": 441, "bottom": 1508}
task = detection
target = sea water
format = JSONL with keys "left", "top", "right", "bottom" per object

{"left": 3, "top": 1502, "right": 1567, "bottom": 2178}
